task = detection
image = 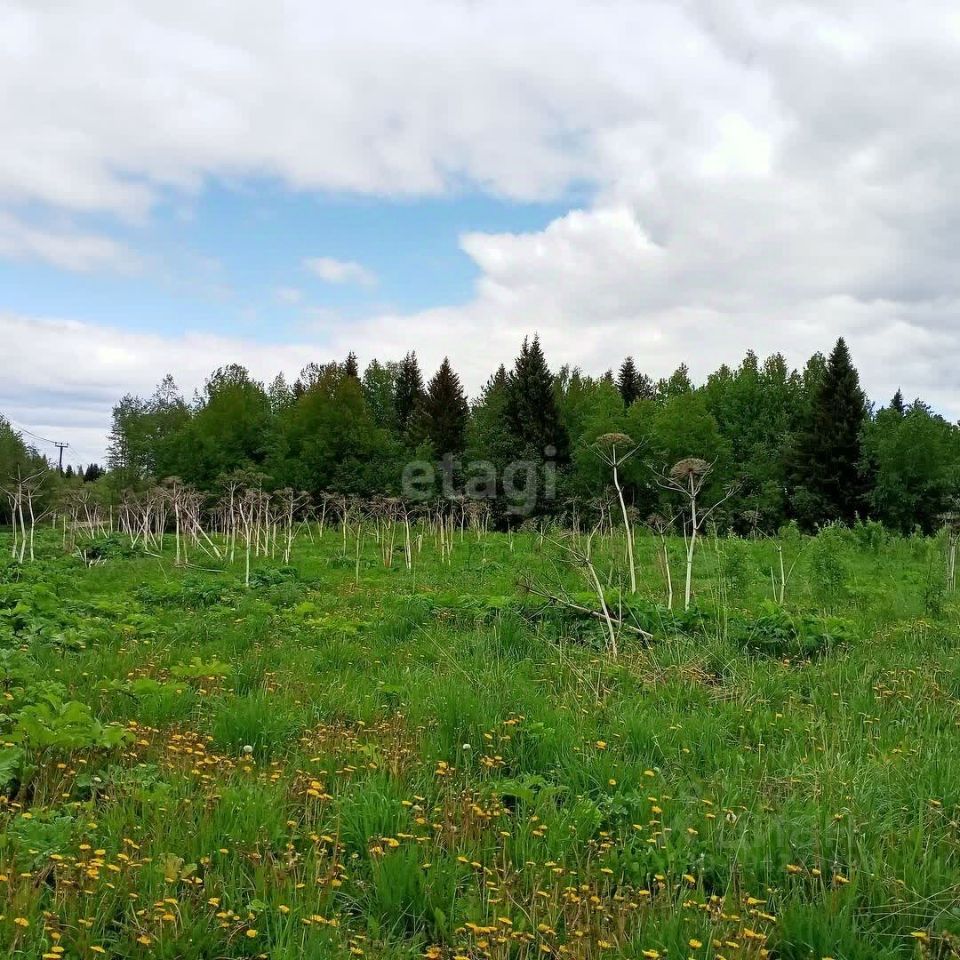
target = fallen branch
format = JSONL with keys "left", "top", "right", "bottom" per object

{"left": 520, "top": 579, "right": 653, "bottom": 643}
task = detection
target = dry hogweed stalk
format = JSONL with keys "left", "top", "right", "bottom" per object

{"left": 591, "top": 432, "right": 641, "bottom": 594}
{"left": 656, "top": 457, "right": 739, "bottom": 610}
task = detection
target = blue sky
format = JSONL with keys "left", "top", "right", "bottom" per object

{"left": 3, "top": 0, "right": 959, "bottom": 464}
{"left": 0, "top": 185, "right": 573, "bottom": 342}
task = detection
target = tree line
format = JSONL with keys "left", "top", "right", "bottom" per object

{"left": 4, "top": 336, "right": 958, "bottom": 533}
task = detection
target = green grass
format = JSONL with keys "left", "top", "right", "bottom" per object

{"left": 1, "top": 523, "right": 959, "bottom": 959}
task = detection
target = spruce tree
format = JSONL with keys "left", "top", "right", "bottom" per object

{"left": 419, "top": 358, "right": 469, "bottom": 456}
{"left": 617, "top": 357, "right": 639, "bottom": 405}
{"left": 505, "top": 336, "right": 569, "bottom": 461}
{"left": 394, "top": 352, "right": 425, "bottom": 437}
{"left": 790, "top": 338, "right": 867, "bottom": 527}
{"left": 468, "top": 365, "right": 512, "bottom": 463}
{"left": 890, "top": 388, "right": 906, "bottom": 415}
{"left": 343, "top": 351, "right": 360, "bottom": 379}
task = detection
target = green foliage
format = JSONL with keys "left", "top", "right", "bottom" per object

{"left": 0, "top": 525, "right": 958, "bottom": 958}
{"left": 417, "top": 357, "right": 469, "bottom": 456}
{"left": 272, "top": 364, "right": 398, "bottom": 495}
{"left": 169, "top": 657, "right": 232, "bottom": 680}
{"left": 12, "top": 696, "right": 133, "bottom": 751}
{"left": 4, "top": 810, "right": 76, "bottom": 869}
{"left": 137, "top": 574, "right": 238, "bottom": 608}
{"left": 0, "top": 416, "right": 50, "bottom": 523}
{"left": 394, "top": 351, "right": 426, "bottom": 440}
{"left": 808, "top": 525, "right": 850, "bottom": 602}
{"left": 861, "top": 401, "right": 960, "bottom": 533}
{"left": 505, "top": 335, "right": 569, "bottom": 462}
{"left": 789, "top": 338, "right": 868, "bottom": 529}
{"left": 91, "top": 336, "right": 960, "bottom": 535}
{"left": 730, "top": 603, "right": 853, "bottom": 659}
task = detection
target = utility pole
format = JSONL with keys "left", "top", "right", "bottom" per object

{"left": 54, "top": 442, "right": 69, "bottom": 474}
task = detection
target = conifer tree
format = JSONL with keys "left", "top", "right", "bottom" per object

{"left": 419, "top": 358, "right": 469, "bottom": 455}
{"left": 505, "top": 336, "right": 569, "bottom": 461}
{"left": 394, "top": 352, "right": 425, "bottom": 438}
{"left": 890, "top": 388, "right": 906, "bottom": 415}
{"left": 617, "top": 357, "right": 640, "bottom": 405}
{"left": 790, "top": 338, "right": 867, "bottom": 528}
{"left": 616, "top": 356, "right": 655, "bottom": 404}
{"left": 343, "top": 351, "right": 360, "bottom": 379}
{"left": 468, "top": 365, "right": 513, "bottom": 465}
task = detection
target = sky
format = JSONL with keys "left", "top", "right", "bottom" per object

{"left": 2, "top": 0, "right": 960, "bottom": 465}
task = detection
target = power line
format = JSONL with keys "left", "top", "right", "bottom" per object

{"left": 6, "top": 418, "right": 64, "bottom": 448}
{"left": 5, "top": 418, "right": 70, "bottom": 473}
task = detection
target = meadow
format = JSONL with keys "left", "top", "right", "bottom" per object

{"left": 1, "top": 522, "right": 959, "bottom": 959}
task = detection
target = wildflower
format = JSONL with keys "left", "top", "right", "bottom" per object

{"left": 689, "top": 939, "right": 703, "bottom": 949}
{"left": 14, "top": 917, "right": 29, "bottom": 927}
{"left": 246, "top": 928, "right": 258, "bottom": 938}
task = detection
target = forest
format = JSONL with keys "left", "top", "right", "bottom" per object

{"left": 4, "top": 335, "right": 951, "bottom": 534}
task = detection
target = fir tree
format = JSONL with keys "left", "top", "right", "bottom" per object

{"left": 394, "top": 352, "right": 425, "bottom": 437}
{"left": 617, "top": 357, "right": 640, "bottom": 405}
{"left": 890, "top": 388, "right": 906, "bottom": 415}
{"left": 468, "top": 365, "right": 512, "bottom": 464}
{"left": 505, "top": 336, "right": 569, "bottom": 461}
{"left": 419, "top": 358, "right": 469, "bottom": 455}
{"left": 790, "top": 338, "right": 868, "bottom": 528}
{"left": 343, "top": 352, "right": 360, "bottom": 379}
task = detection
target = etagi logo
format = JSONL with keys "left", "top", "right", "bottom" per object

{"left": 401, "top": 447, "right": 557, "bottom": 516}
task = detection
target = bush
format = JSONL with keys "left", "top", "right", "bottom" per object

{"left": 730, "top": 603, "right": 853, "bottom": 660}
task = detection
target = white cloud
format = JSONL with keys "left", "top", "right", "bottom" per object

{"left": 1, "top": 312, "right": 328, "bottom": 463}
{"left": 0, "top": 212, "right": 140, "bottom": 273}
{"left": 330, "top": 208, "right": 960, "bottom": 421}
{"left": 303, "top": 257, "right": 377, "bottom": 287}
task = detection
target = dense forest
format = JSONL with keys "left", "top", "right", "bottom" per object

{"left": 4, "top": 336, "right": 959, "bottom": 533}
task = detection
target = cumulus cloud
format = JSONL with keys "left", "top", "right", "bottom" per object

{"left": 303, "top": 257, "right": 377, "bottom": 287}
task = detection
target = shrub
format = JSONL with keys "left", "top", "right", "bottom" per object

{"left": 730, "top": 603, "right": 852, "bottom": 660}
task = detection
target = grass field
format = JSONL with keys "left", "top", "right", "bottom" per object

{"left": 1, "top": 523, "right": 959, "bottom": 959}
